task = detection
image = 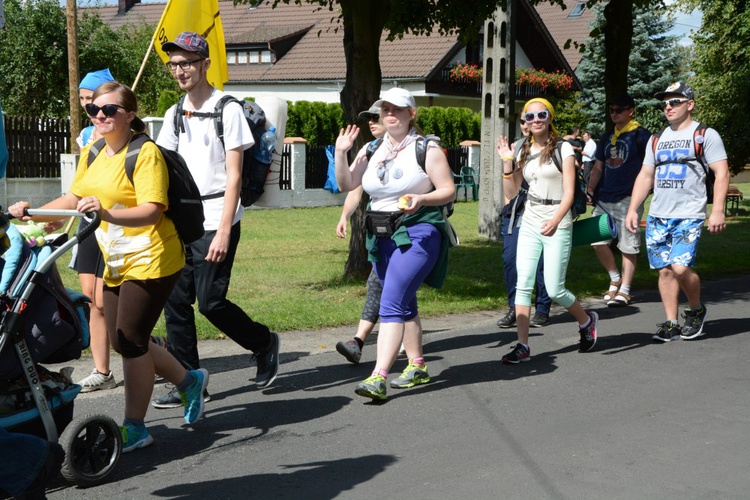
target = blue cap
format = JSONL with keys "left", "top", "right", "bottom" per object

{"left": 79, "top": 68, "right": 115, "bottom": 91}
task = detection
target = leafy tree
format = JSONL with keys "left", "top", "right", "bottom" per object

{"left": 577, "top": 2, "right": 686, "bottom": 137}
{"left": 685, "top": 0, "right": 750, "bottom": 172}
{"left": 0, "top": 2, "right": 177, "bottom": 119}
{"left": 0, "top": 0, "right": 69, "bottom": 117}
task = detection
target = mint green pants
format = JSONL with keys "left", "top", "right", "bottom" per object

{"left": 515, "top": 220, "right": 576, "bottom": 309}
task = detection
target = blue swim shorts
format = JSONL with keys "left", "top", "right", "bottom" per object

{"left": 645, "top": 216, "right": 703, "bottom": 270}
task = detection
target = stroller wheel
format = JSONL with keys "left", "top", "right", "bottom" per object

{"left": 59, "top": 413, "right": 122, "bottom": 487}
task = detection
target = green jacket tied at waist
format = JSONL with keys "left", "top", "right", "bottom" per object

{"left": 366, "top": 206, "right": 452, "bottom": 289}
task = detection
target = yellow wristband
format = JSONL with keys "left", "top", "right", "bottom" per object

{"left": 500, "top": 156, "right": 514, "bottom": 161}
{"left": 502, "top": 172, "right": 514, "bottom": 178}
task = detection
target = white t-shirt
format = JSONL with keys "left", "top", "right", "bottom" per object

{"left": 360, "top": 138, "right": 435, "bottom": 212}
{"left": 157, "top": 89, "right": 254, "bottom": 231}
{"left": 521, "top": 141, "right": 575, "bottom": 229}
{"left": 582, "top": 138, "right": 597, "bottom": 162}
{"left": 643, "top": 120, "right": 727, "bottom": 219}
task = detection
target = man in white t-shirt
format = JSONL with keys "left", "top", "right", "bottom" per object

{"left": 626, "top": 82, "right": 729, "bottom": 343}
{"left": 581, "top": 131, "right": 597, "bottom": 183}
{"left": 153, "top": 32, "right": 280, "bottom": 409}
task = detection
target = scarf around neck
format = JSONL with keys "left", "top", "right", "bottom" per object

{"left": 611, "top": 120, "right": 641, "bottom": 145}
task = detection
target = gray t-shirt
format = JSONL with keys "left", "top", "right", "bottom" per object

{"left": 643, "top": 120, "right": 727, "bottom": 219}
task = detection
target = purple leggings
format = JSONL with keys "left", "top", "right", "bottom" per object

{"left": 374, "top": 223, "right": 441, "bottom": 323}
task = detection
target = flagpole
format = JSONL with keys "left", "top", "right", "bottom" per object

{"left": 132, "top": 37, "right": 155, "bottom": 92}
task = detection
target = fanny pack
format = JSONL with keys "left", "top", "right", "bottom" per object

{"left": 364, "top": 210, "right": 405, "bottom": 237}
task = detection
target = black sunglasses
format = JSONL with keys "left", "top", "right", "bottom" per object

{"left": 608, "top": 107, "right": 630, "bottom": 114}
{"left": 85, "top": 103, "right": 125, "bottom": 118}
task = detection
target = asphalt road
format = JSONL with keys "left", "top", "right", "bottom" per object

{"left": 43, "top": 275, "right": 750, "bottom": 500}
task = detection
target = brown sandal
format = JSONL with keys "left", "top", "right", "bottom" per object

{"left": 607, "top": 291, "right": 631, "bottom": 307}
{"left": 603, "top": 280, "right": 621, "bottom": 302}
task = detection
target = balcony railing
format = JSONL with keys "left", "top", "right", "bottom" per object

{"left": 427, "top": 67, "right": 560, "bottom": 99}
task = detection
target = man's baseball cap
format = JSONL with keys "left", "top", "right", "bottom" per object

{"left": 373, "top": 88, "right": 416, "bottom": 109}
{"left": 358, "top": 104, "right": 380, "bottom": 120}
{"left": 654, "top": 82, "right": 694, "bottom": 100}
{"left": 608, "top": 94, "right": 635, "bottom": 108}
{"left": 162, "top": 31, "right": 209, "bottom": 58}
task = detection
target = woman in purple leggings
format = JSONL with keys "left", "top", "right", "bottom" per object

{"left": 334, "top": 88, "right": 455, "bottom": 400}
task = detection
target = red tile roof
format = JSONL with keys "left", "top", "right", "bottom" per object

{"left": 533, "top": 0, "right": 595, "bottom": 69}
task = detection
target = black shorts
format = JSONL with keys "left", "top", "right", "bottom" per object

{"left": 72, "top": 222, "right": 104, "bottom": 278}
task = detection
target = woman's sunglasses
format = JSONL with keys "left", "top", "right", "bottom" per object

{"left": 85, "top": 103, "right": 125, "bottom": 118}
{"left": 523, "top": 110, "right": 550, "bottom": 123}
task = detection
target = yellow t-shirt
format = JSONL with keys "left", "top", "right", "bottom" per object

{"left": 70, "top": 140, "right": 185, "bottom": 286}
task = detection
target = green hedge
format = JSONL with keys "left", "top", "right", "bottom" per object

{"left": 156, "top": 92, "right": 481, "bottom": 148}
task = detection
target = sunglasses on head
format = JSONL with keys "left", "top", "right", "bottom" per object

{"left": 85, "top": 103, "right": 125, "bottom": 118}
{"left": 523, "top": 110, "right": 550, "bottom": 123}
{"left": 661, "top": 98, "right": 690, "bottom": 108}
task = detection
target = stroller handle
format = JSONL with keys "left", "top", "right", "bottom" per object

{"left": 23, "top": 209, "right": 102, "bottom": 244}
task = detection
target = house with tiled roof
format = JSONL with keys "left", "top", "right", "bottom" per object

{"left": 94, "top": 0, "right": 592, "bottom": 111}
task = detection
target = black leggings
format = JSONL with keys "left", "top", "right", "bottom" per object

{"left": 103, "top": 272, "right": 181, "bottom": 359}
{"left": 361, "top": 268, "right": 383, "bottom": 323}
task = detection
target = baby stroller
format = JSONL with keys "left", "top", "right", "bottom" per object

{"left": 0, "top": 209, "right": 121, "bottom": 489}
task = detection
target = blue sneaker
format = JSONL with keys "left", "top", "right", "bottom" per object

{"left": 180, "top": 368, "right": 209, "bottom": 424}
{"left": 120, "top": 424, "right": 153, "bottom": 453}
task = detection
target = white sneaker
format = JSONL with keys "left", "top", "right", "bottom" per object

{"left": 77, "top": 368, "right": 117, "bottom": 393}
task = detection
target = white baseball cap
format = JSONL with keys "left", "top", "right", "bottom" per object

{"left": 373, "top": 88, "right": 416, "bottom": 109}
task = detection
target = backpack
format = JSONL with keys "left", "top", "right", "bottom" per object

{"left": 651, "top": 123, "right": 714, "bottom": 203}
{"left": 365, "top": 135, "right": 454, "bottom": 217}
{"left": 174, "top": 95, "right": 270, "bottom": 207}
{"left": 88, "top": 134, "right": 205, "bottom": 244}
{"left": 515, "top": 136, "right": 588, "bottom": 217}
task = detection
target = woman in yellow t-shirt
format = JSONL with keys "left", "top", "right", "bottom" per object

{"left": 9, "top": 82, "right": 209, "bottom": 453}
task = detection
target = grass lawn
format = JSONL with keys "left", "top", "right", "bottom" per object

{"left": 57, "top": 182, "right": 750, "bottom": 339}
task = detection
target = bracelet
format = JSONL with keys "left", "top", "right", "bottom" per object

{"left": 500, "top": 156, "right": 514, "bottom": 161}
{"left": 502, "top": 172, "right": 514, "bottom": 179}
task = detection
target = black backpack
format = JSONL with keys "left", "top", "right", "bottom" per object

{"left": 174, "top": 95, "right": 270, "bottom": 207}
{"left": 88, "top": 134, "right": 205, "bottom": 244}
{"left": 651, "top": 123, "right": 714, "bottom": 203}
{"left": 515, "top": 136, "right": 588, "bottom": 217}
{"left": 365, "top": 135, "right": 454, "bottom": 217}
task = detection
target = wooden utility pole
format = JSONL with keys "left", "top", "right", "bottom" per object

{"left": 478, "top": 1, "right": 516, "bottom": 240}
{"left": 67, "top": 0, "right": 80, "bottom": 154}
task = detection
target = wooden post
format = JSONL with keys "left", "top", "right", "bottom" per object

{"left": 478, "top": 1, "right": 516, "bottom": 240}
{"left": 66, "top": 0, "right": 80, "bottom": 154}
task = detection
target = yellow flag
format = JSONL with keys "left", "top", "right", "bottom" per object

{"left": 153, "top": 0, "right": 228, "bottom": 90}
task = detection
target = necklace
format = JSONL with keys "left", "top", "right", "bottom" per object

{"left": 106, "top": 132, "right": 133, "bottom": 157}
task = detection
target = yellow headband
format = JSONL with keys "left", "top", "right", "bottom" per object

{"left": 522, "top": 98, "right": 558, "bottom": 137}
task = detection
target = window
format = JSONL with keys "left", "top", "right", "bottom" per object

{"left": 249, "top": 52, "right": 260, "bottom": 64}
{"left": 261, "top": 50, "right": 272, "bottom": 63}
{"left": 568, "top": 2, "right": 586, "bottom": 18}
{"left": 227, "top": 52, "right": 237, "bottom": 65}
{"left": 238, "top": 52, "right": 248, "bottom": 64}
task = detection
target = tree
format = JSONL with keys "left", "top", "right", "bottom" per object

{"left": 577, "top": 2, "right": 687, "bottom": 136}
{"left": 686, "top": 0, "right": 750, "bottom": 173}
{"left": 0, "top": 0, "right": 69, "bottom": 117}
{"left": 0, "top": 2, "right": 177, "bottom": 118}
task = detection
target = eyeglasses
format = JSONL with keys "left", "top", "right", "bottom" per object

{"left": 609, "top": 107, "right": 631, "bottom": 114}
{"left": 523, "top": 110, "right": 550, "bottom": 123}
{"left": 84, "top": 103, "right": 125, "bottom": 118}
{"left": 166, "top": 58, "right": 205, "bottom": 72}
{"left": 363, "top": 113, "right": 379, "bottom": 122}
{"left": 661, "top": 98, "right": 690, "bottom": 108}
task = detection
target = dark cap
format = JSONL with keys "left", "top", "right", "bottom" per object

{"left": 654, "top": 82, "right": 694, "bottom": 100}
{"left": 608, "top": 94, "right": 635, "bottom": 108}
{"left": 162, "top": 31, "right": 209, "bottom": 58}
{"left": 358, "top": 104, "right": 380, "bottom": 120}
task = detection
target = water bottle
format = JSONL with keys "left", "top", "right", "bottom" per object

{"left": 255, "top": 126, "right": 277, "bottom": 165}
